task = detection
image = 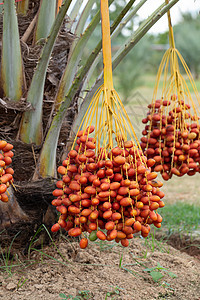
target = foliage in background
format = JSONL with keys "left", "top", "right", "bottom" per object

{"left": 114, "top": 11, "right": 200, "bottom": 101}
{"left": 142, "top": 12, "right": 200, "bottom": 81}
{"left": 114, "top": 35, "right": 152, "bottom": 102}
{"left": 174, "top": 12, "right": 200, "bottom": 79}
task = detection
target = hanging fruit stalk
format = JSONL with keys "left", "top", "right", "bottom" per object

{"left": 70, "top": 0, "right": 179, "bottom": 142}
{"left": 140, "top": 0, "right": 200, "bottom": 180}
{"left": 57, "top": 0, "right": 63, "bottom": 14}
{"left": 51, "top": 0, "right": 165, "bottom": 249}
{"left": 81, "top": 0, "right": 146, "bottom": 92}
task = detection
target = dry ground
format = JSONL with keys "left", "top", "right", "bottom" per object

{"left": 0, "top": 237, "right": 199, "bottom": 300}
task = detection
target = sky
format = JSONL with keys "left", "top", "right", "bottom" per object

{"left": 71, "top": 0, "right": 200, "bottom": 34}
{"left": 136, "top": 0, "right": 200, "bottom": 33}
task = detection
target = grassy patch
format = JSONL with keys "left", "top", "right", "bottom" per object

{"left": 158, "top": 202, "right": 200, "bottom": 233}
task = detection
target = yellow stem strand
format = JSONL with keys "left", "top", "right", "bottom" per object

{"left": 101, "top": 0, "right": 114, "bottom": 148}
{"left": 165, "top": 0, "right": 175, "bottom": 48}
{"left": 101, "top": 0, "right": 113, "bottom": 91}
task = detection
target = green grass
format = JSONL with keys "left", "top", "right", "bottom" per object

{"left": 0, "top": 225, "right": 71, "bottom": 277}
{"left": 59, "top": 290, "right": 92, "bottom": 299}
{"left": 158, "top": 202, "right": 200, "bottom": 233}
{"left": 143, "top": 230, "right": 170, "bottom": 254}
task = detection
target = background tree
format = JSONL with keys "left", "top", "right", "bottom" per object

{"left": 174, "top": 12, "right": 200, "bottom": 79}
{"left": 114, "top": 36, "right": 152, "bottom": 103}
{"left": 142, "top": 12, "right": 200, "bottom": 80}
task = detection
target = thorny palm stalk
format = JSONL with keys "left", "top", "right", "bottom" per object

{"left": 19, "top": 0, "right": 107, "bottom": 146}
{"left": 0, "top": 0, "right": 25, "bottom": 101}
{"left": 17, "top": 0, "right": 29, "bottom": 15}
{"left": 18, "top": 0, "right": 73, "bottom": 145}
{"left": 34, "top": 0, "right": 56, "bottom": 43}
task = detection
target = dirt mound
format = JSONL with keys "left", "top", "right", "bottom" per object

{"left": 0, "top": 237, "right": 199, "bottom": 300}
{"left": 155, "top": 230, "right": 200, "bottom": 258}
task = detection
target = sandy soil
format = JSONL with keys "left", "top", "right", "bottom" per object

{"left": 0, "top": 236, "right": 199, "bottom": 300}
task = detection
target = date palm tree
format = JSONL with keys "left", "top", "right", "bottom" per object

{"left": 0, "top": 0, "right": 179, "bottom": 247}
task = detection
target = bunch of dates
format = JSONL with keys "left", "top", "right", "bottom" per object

{"left": 141, "top": 98, "right": 200, "bottom": 180}
{"left": 0, "top": 140, "right": 14, "bottom": 202}
{"left": 51, "top": 126, "right": 164, "bottom": 249}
